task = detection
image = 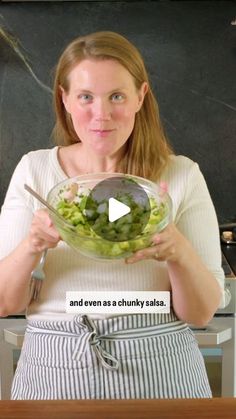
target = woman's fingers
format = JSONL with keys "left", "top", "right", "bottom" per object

{"left": 28, "top": 209, "right": 61, "bottom": 253}
{"left": 125, "top": 223, "right": 183, "bottom": 264}
{"left": 126, "top": 241, "right": 175, "bottom": 263}
{"left": 33, "top": 212, "right": 60, "bottom": 239}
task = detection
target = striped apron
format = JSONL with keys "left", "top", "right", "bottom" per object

{"left": 11, "top": 311, "right": 212, "bottom": 399}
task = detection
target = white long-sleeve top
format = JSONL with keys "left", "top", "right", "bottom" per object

{"left": 0, "top": 147, "right": 225, "bottom": 320}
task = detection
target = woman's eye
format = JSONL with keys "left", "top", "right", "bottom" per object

{"left": 111, "top": 93, "right": 124, "bottom": 102}
{"left": 78, "top": 94, "right": 93, "bottom": 102}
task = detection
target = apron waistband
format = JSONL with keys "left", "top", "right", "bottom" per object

{"left": 27, "top": 315, "right": 188, "bottom": 372}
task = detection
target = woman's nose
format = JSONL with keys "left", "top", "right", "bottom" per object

{"left": 93, "top": 99, "right": 112, "bottom": 120}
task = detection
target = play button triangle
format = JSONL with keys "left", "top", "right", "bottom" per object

{"left": 108, "top": 197, "right": 131, "bottom": 222}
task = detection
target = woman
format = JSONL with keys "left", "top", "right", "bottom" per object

{"left": 0, "top": 31, "right": 224, "bottom": 399}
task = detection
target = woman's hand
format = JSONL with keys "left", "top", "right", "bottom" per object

{"left": 26, "top": 209, "right": 61, "bottom": 254}
{"left": 125, "top": 222, "right": 190, "bottom": 265}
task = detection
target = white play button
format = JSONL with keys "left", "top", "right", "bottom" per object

{"left": 84, "top": 175, "right": 151, "bottom": 241}
{"left": 108, "top": 197, "right": 131, "bottom": 222}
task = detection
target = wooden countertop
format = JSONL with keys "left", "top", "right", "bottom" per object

{"left": 0, "top": 398, "right": 235, "bottom": 419}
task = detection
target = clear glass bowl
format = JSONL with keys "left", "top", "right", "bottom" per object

{"left": 47, "top": 173, "right": 172, "bottom": 261}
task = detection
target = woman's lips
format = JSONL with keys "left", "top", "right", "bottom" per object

{"left": 91, "top": 129, "right": 115, "bottom": 138}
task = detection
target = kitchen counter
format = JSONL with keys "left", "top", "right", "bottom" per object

{"left": 0, "top": 398, "right": 235, "bottom": 419}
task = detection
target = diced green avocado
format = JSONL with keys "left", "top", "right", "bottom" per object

{"left": 55, "top": 188, "right": 169, "bottom": 258}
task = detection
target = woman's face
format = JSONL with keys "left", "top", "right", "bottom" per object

{"left": 61, "top": 58, "right": 147, "bottom": 156}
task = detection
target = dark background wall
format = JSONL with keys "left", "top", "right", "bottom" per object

{"left": 0, "top": 1, "right": 235, "bottom": 224}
